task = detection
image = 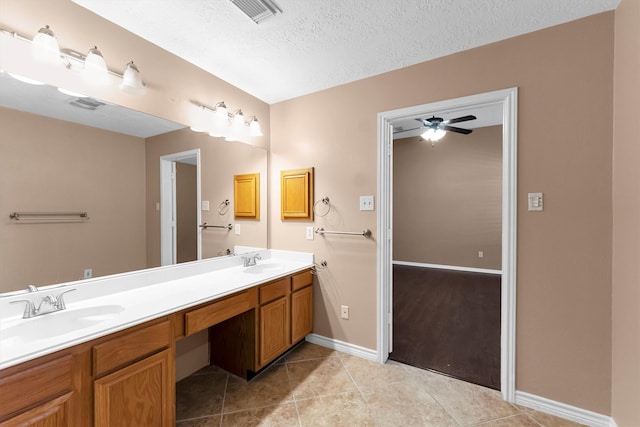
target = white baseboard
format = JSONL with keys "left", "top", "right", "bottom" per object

{"left": 515, "top": 391, "right": 615, "bottom": 427}
{"left": 305, "top": 333, "right": 378, "bottom": 362}
{"left": 393, "top": 260, "right": 502, "bottom": 275}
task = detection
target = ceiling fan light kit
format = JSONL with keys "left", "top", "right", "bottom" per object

{"left": 418, "top": 114, "right": 477, "bottom": 145}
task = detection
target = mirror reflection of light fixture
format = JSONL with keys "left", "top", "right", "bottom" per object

{"left": 57, "top": 87, "right": 88, "bottom": 98}
{"left": 248, "top": 116, "right": 263, "bottom": 137}
{"left": 32, "top": 25, "right": 60, "bottom": 64}
{"left": 7, "top": 72, "right": 45, "bottom": 85}
{"left": 226, "top": 109, "right": 245, "bottom": 142}
{"left": 83, "top": 46, "right": 111, "bottom": 86}
{"left": 421, "top": 128, "right": 446, "bottom": 143}
{"left": 210, "top": 101, "right": 229, "bottom": 137}
{"left": 119, "top": 61, "right": 145, "bottom": 94}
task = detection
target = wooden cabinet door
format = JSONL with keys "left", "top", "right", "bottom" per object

{"left": 94, "top": 350, "right": 173, "bottom": 427}
{"left": 291, "top": 286, "right": 313, "bottom": 343}
{"left": 0, "top": 392, "right": 73, "bottom": 427}
{"left": 259, "top": 296, "right": 290, "bottom": 367}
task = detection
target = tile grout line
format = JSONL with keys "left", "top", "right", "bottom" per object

{"left": 284, "top": 358, "right": 304, "bottom": 427}
{"left": 335, "top": 352, "right": 381, "bottom": 426}
{"left": 218, "top": 374, "right": 229, "bottom": 427}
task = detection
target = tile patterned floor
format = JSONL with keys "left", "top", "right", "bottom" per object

{"left": 176, "top": 342, "right": 585, "bottom": 427}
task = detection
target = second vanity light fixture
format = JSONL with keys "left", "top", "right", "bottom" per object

{"left": 190, "top": 102, "right": 263, "bottom": 145}
{"left": 3, "top": 24, "right": 146, "bottom": 95}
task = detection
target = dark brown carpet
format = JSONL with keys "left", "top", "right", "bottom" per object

{"left": 389, "top": 265, "right": 501, "bottom": 390}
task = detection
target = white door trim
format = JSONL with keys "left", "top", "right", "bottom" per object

{"left": 160, "top": 149, "right": 202, "bottom": 266}
{"left": 376, "top": 87, "right": 518, "bottom": 402}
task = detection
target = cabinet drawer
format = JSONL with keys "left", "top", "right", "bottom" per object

{"left": 185, "top": 291, "right": 253, "bottom": 336}
{"left": 93, "top": 320, "right": 170, "bottom": 376}
{"left": 292, "top": 270, "right": 312, "bottom": 291}
{"left": 0, "top": 355, "right": 73, "bottom": 419}
{"left": 259, "top": 277, "right": 290, "bottom": 304}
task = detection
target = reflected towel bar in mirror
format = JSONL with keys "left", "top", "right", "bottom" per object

{"left": 199, "top": 223, "right": 233, "bottom": 230}
{"left": 9, "top": 212, "right": 89, "bottom": 222}
{"left": 315, "top": 227, "right": 372, "bottom": 238}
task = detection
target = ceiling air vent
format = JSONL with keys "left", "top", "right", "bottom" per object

{"left": 68, "top": 97, "right": 105, "bottom": 111}
{"left": 230, "top": 0, "right": 282, "bottom": 24}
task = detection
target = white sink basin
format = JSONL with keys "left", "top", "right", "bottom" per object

{"left": 1, "top": 305, "right": 125, "bottom": 344}
{"left": 242, "top": 263, "right": 283, "bottom": 274}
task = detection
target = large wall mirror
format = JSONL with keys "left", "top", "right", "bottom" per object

{"left": 0, "top": 72, "right": 268, "bottom": 294}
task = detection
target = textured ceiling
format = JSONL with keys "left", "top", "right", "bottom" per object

{"left": 73, "top": 0, "right": 619, "bottom": 104}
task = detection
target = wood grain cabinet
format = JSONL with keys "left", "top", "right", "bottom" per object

{"left": 0, "top": 355, "right": 77, "bottom": 426}
{"left": 93, "top": 320, "right": 174, "bottom": 427}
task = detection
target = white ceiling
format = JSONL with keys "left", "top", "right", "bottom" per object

{"left": 73, "top": 0, "right": 620, "bottom": 104}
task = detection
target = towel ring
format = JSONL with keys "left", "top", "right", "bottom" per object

{"left": 218, "top": 199, "right": 230, "bottom": 215}
{"left": 313, "top": 197, "right": 331, "bottom": 217}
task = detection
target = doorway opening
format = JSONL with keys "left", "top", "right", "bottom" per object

{"left": 160, "top": 149, "right": 202, "bottom": 266}
{"left": 376, "top": 88, "right": 518, "bottom": 401}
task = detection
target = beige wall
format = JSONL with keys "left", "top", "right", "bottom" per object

{"left": 393, "top": 126, "right": 502, "bottom": 270}
{"left": 145, "top": 128, "right": 268, "bottom": 266}
{"left": 0, "top": 107, "right": 146, "bottom": 292}
{"left": 612, "top": 0, "right": 640, "bottom": 425}
{"left": 271, "top": 13, "right": 614, "bottom": 413}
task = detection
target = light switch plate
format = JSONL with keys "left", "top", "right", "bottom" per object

{"left": 528, "top": 192, "right": 543, "bottom": 211}
{"left": 201, "top": 200, "right": 210, "bottom": 211}
{"left": 234, "top": 224, "right": 241, "bottom": 235}
{"left": 306, "top": 226, "right": 314, "bottom": 240}
{"left": 360, "top": 195, "right": 374, "bottom": 211}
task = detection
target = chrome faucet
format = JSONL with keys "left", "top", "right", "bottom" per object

{"left": 242, "top": 253, "right": 262, "bottom": 267}
{"left": 10, "top": 288, "right": 76, "bottom": 319}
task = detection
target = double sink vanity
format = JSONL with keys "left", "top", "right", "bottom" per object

{"left": 0, "top": 249, "right": 314, "bottom": 426}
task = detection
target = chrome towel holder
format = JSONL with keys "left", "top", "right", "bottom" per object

{"left": 315, "top": 227, "right": 372, "bottom": 238}
{"left": 199, "top": 223, "right": 232, "bottom": 230}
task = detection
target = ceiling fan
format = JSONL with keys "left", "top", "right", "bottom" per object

{"left": 417, "top": 114, "right": 477, "bottom": 142}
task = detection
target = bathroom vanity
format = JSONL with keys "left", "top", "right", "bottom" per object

{"left": 0, "top": 250, "right": 313, "bottom": 426}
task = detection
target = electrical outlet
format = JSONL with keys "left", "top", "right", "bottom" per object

{"left": 359, "top": 195, "right": 374, "bottom": 211}
{"left": 201, "top": 200, "right": 210, "bottom": 211}
{"left": 84, "top": 268, "right": 92, "bottom": 279}
{"left": 478, "top": 251, "right": 484, "bottom": 258}
{"left": 234, "top": 224, "right": 241, "bottom": 235}
{"left": 341, "top": 305, "right": 349, "bottom": 319}
{"left": 306, "top": 226, "right": 314, "bottom": 240}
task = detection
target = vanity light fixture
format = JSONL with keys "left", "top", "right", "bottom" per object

{"left": 210, "top": 101, "right": 229, "bottom": 137}
{"left": 31, "top": 25, "right": 60, "bottom": 64}
{"left": 83, "top": 46, "right": 111, "bottom": 86}
{"left": 248, "top": 116, "right": 263, "bottom": 137}
{"left": 226, "top": 109, "right": 246, "bottom": 142}
{"left": 119, "top": 61, "right": 145, "bottom": 94}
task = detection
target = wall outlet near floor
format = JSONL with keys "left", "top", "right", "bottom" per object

{"left": 306, "top": 226, "right": 314, "bottom": 240}
{"left": 84, "top": 268, "right": 92, "bottom": 279}
{"left": 341, "top": 305, "right": 349, "bottom": 319}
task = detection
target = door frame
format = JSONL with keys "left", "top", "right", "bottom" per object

{"left": 376, "top": 87, "right": 518, "bottom": 402}
{"left": 160, "top": 149, "right": 202, "bottom": 266}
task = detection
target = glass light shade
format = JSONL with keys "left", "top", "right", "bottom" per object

{"left": 225, "top": 111, "right": 245, "bottom": 141}
{"left": 32, "top": 25, "right": 60, "bottom": 64}
{"left": 249, "top": 118, "right": 263, "bottom": 137}
{"left": 83, "top": 46, "right": 111, "bottom": 86}
{"left": 119, "top": 61, "right": 145, "bottom": 94}
{"left": 420, "top": 128, "right": 446, "bottom": 142}
{"left": 190, "top": 106, "right": 209, "bottom": 132}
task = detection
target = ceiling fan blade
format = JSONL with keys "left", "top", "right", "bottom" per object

{"left": 445, "top": 115, "right": 477, "bottom": 124}
{"left": 443, "top": 125, "right": 473, "bottom": 135}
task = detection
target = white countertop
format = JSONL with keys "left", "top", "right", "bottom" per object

{"left": 0, "top": 249, "right": 314, "bottom": 370}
